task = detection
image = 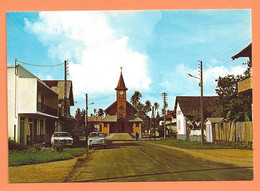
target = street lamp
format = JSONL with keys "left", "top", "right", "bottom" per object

{"left": 187, "top": 60, "right": 204, "bottom": 145}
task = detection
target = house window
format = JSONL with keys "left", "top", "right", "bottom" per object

{"left": 178, "top": 119, "right": 180, "bottom": 130}
{"left": 20, "top": 117, "right": 25, "bottom": 144}
{"left": 40, "top": 120, "right": 44, "bottom": 135}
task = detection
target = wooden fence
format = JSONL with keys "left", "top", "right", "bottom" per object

{"left": 213, "top": 122, "right": 253, "bottom": 145}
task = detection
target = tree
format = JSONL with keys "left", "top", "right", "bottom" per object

{"left": 130, "top": 91, "right": 142, "bottom": 107}
{"left": 215, "top": 69, "right": 252, "bottom": 122}
{"left": 74, "top": 108, "right": 86, "bottom": 127}
{"left": 97, "top": 108, "right": 104, "bottom": 119}
{"left": 145, "top": 100, "right": 152, "bottom": 113}
{"left": 154, "top": 102, "right": 159, "bottom": 115}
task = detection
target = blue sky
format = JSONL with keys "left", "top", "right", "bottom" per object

{"left": 7, "top": 10, "right": 251, "bottom": 116}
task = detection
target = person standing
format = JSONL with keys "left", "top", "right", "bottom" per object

{"left": 135, "top": 132, "right": 139, "bottom": 140}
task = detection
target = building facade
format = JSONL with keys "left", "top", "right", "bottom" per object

{"left": 174, "top": 96, "right": 218, "bottom": 140}
{"left": 43, "top": 80, "right": 75, "bottom": 132}
{"left": 8, "top": 65, "right": 59, "bottom": 145}
{"left": 101, "top": 69, "right": 142, "bottom": 135}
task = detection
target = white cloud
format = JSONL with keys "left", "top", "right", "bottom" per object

{"left": 25, "top": 11, "right": 151, "bottom": 97}
{"left": 159, "top": 62, "right": 247, "bottom": 97}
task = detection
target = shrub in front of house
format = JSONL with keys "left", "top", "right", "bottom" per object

{"left": 8, "top": 139, "right": 27, "bottom": 151}
{"left": 53, "top": 143, "right": 65, "bottom": 152}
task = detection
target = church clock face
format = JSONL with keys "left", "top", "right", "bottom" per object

{"left": 119, "top": 105, "right": 124, "bottom": 110}
{"left": 120, "top": 91, "right": 124, "bottom": 95}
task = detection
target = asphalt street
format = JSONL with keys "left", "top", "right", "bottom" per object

{"left": 65, "top": 134, "right": 253, "bottom": 182}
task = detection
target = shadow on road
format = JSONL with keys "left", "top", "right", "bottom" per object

{"left": 75, "top": 166, "right": 253, "bottom": 182}
{"left": 87, "top": 140, "right": 140, "bottom": 150}
{"left": 105, "top": 140, "right": 139, "bottom": 150}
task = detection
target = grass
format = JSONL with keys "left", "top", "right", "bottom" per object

{"left": 9, "top": 147, "right": 86, "bottom": 166}
{"left": 150, "top": 138, "right": 251, "bottom": 149}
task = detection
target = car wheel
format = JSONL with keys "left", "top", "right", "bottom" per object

{"left": 89, "top": 141, "right": 92, "bottom": 149}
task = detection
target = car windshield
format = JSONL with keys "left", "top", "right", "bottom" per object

{"left": 54, "top": 133, "right": 70, "bottom": 137}
{"left": 89, "top": 133, "right": 105, "bottom": 137}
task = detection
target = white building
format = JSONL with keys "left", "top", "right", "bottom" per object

{"left": 174, "top": 96, "right": 218, "bottom": 140}
{"left": 159, "top": 110, "right": 177, "bottom": 136}
{"left": 8, "top": 65, "right": 59, "bottom": 145}
{"left": 205, "top": 117, "right": 223, "bottom": 143}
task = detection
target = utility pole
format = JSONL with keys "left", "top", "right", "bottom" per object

{"left": 64, "top": 60, "right": 69, "bottom": 131}
{"left": 85, "top": 93, "right": 88, "bottom": 148}
{"left": 162, "top": 92, "right": 167, "bottom": 140}
{"left": 150, "top": 105, "right": 154, "bottom": 140}
{"left": 186, "top": 61, "right": 204, "bottom": 145}
{"left": 199, "top": 60, "right": 204, "bottom": 145}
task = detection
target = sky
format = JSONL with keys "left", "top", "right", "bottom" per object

{"left": 7, "top": 10, "right": 252, "bottom": 116}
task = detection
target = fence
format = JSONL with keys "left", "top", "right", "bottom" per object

{"left": 214, "top": 122, "right": 253, "bottom": 145}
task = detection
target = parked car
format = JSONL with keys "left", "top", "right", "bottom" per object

{"left": 88, "top": 132, "right": 106, "bottom": 149}
{"left": 51, "top": 132, "right": 73, "bottom": 146}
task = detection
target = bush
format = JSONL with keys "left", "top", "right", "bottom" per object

{"left": 8, "top": 139, "right": 26, "bottom": 151}
{"left": 53, "top": 143, "right": 65, "bottom": 152}
{"left": 26, "top": 144, "right": 42, "bottom": 153}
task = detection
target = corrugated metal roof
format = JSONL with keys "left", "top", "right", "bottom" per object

{"left": 174, "top": 96, "right": 219, "bottom": 116}
{"left": 101, "top": 114, "right": 142, "bottom": 122}
{"left": 127, "top": 114, "right": 143, "bottom": 122}
{"left": 102, "top": 115, "right": 117, "bottom": 122}
{"left": 205, "top": 117, "right": 223, "bottom": 124}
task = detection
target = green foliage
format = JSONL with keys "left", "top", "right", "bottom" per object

{"left": 130, "top": 91, "right": 142, "bottom": 107}
{"left": 215, "top": 69, "right": 252, "bottom": 122}
{"left": 53, "top": 143, "right": 65, "bottom": 152}
{"left": 151, "top": 138, "right": 247, "bottom": 149}
{"left": 9, "top": 148, "right": 86, "bottom": 166}
{"left": 8, "top": 139, "right": 27, "bottom": 151}
{"left": 97, "top": 108, "right": 104, "bottom": 118}
{"left": 26, "top": 144, "right": 42, "bottom": 153}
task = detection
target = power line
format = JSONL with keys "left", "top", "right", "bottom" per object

{"left": 216, "top": 38, "right": 251, "bottom": 60}
{"left": 16, "top": 60, "right": 64, "bottom": 67}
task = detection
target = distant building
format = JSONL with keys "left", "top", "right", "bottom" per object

{"left": 174, "top": 96, "right": 218, "bottom": 140}
{"left": 88, "top": 116, "right": 102, "bottom": 131}
{"left": 43, "top": 80, "right": 75, "bottom": 132}
{"left": 205, "top": 117, "right": 224, "bottom": 143}
{"left": 101, "top": 69, "right": 142, "bottom": 135}
{"left": 8, "top": 65, "right": 59, "bottom": 145}
{"left": 159, "top": 110, "right": 177, "bottom": 136}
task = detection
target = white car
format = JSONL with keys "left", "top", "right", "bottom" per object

{"left": 51, "top": 132, "right": 73, "bottom": 146}
{"left": 88, "top": 132, "right": 106, "bottom": 149}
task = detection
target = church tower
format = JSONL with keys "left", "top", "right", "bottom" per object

{"left": 101, "top": 66, "right": 142, "bottom": 134}
{"left": 115, "top": 67, "right": 128, "bottom": 120}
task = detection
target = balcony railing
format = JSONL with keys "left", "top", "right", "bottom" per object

{"left": 37, "top": 102, "right": 58, "bottom": 116}
{"left": 238, "top": 77, "right": 252, "bottom": 93}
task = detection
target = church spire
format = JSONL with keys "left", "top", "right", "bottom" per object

{"left": 115, "top": 66, "right": 128, "bottom": 90}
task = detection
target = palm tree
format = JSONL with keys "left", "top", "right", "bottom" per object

{"left": 145, "top": 100, "right": 152, "bottom": 114}
{"left": 97, "top": 108, "right": 104, "bottom": 119}
{"left": 154, "top": 102, "right": 159, "bottom": 116}
{"left": 130, "top": 91, "right": 142, "bottom": 107}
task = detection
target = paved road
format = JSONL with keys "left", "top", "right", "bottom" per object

{"left": 65, "top": 137, "right": 253, "bottom": 182}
